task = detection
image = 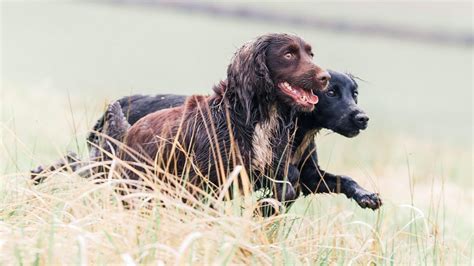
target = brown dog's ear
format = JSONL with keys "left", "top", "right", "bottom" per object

{"left": 226, "top": 36, "right": 274, "bottom": 123}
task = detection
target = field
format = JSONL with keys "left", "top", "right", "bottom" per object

{"left": 1, "top": 1, "right": 472, "bottom": 264}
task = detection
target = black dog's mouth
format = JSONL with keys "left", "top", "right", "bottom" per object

{"left": 334, "top": 126, "right": 366, "bottom": 138}
{"left": 277, "top": 81, "right": 318, "bottom": 110}
{"left": 328, "top": 128, "right": 360, "bottom": 138}
{"left": 343, "top": 129, "right": 361, "bottom": 138}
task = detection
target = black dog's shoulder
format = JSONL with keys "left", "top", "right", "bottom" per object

{"left": 87, "top": 94, "right": 186, "bottom": 149}
{"left": 118, "top": 94, "right": 187, "bottom": 125}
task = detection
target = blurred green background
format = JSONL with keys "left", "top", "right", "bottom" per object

{"left": 1, "top": 0, "right": 472, "bottom": 225}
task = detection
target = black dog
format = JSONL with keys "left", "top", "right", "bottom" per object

{"left": 86, "top": 70, "right": 381, "bottom": 210}
{"left": 292, "top": 71, "right": 380, "bottom": 209}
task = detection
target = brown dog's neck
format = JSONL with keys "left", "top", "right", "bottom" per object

{"left": 211, "top": 79, "right": 297, "bottom": 126}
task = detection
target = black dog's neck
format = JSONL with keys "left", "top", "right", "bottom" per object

{"left": 298, "top": 111, "right": 323, "bottom": 131}
{"left": 292, "top": 112, "right": 323, "bottom": 152}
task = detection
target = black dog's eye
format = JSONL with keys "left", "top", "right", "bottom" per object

{"left": 310, "top": 52, "right": 314, "bottom": 57}
{"left": 284, "top": 52, "right": 294, "bottom": 60}
{"left": 326, "top": 89, "right": 337, "bottom": 97}
{"left": 353, "top": 91, "right": 359, "bottom": 97}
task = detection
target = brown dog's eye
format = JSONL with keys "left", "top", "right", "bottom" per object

{"left": 284, "top": 53, "right": 293, "bottom": 60}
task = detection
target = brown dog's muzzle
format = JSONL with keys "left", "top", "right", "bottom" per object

{"left": 316, "top": 69, "right": 331, "bottom": 90}
{"left": 276, "top": 63, "right": 331, "bottom": 112}
{"left": 296, "top": 60, "right": 331, "bottom": 92}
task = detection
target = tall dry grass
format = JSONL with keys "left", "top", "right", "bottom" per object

{"left": 1, "top": 149, "right": 471, "bottom": 265}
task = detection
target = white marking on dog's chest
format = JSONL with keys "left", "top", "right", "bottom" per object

{"left": 252, "top": 107, "right": 279, "bottom": 171}
{"left": 291, "top": 129, "right": 319, "bottom": 165}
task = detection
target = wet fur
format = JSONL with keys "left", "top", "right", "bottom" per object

{"left": 88, "top": 70, "right": 381, "bottom": 210}
{"left": 117, "top": 34, "right": 328, "bottom": 201}
{"left": 32, "top": 70, "right": 381, "bottom": 210}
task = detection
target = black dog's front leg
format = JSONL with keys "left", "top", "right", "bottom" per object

{"left": 274, "top": 163, "right": 299, "bottom": 203}
{"left": 298, "top": 142, "right": 382, "bottom": 210}
{"left": 258, "top": 164, "right": 299, "bottom": 217}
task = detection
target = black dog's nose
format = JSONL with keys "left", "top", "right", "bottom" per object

{"left": 353, "top": 113, "right": 369, "bottom": 129}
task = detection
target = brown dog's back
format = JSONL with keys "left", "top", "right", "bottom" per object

{"left": 121, "top": 94, "right": 235, "bottom": 193}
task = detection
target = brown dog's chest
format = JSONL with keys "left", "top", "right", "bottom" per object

{"left": 251, "top": 107, "right": 281, "bottom": 172}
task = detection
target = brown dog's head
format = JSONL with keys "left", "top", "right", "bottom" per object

{"left": 266, "top": 34, "right": 330, "bottom": 111}
{"left": 226, "top": 33, "right": 330, "bottom": 121}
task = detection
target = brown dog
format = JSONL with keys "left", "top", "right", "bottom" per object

{"left": 119, "top": 33, "right": 330, "bottom": 202}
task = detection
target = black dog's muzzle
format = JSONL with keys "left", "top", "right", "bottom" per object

{"left": 352, "top": 112, "right": 369, "bottom": 130}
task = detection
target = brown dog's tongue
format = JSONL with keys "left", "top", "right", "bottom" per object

{"left": 303, "top": 90, "right": 319, "bottom": 105}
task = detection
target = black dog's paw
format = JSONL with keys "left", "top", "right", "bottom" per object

{"left": 31, "top": 166, "right": 46, "bottom": 184}
{"left": 353, "top": 191, "right": 382, "bottom": 210}
{"left": 30, "top": 152, "right": 80, "bottom": 184}
{"left": 31, "top": 165, "right": 44, "bottom": 175}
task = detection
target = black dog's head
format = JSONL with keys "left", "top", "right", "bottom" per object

{"left": 307, "top": 70, "right": 369, "bottom": 137}
{"left": 226, "top": 33, "right": 330, "bottom": 121}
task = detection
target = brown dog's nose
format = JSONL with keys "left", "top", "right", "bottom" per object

{"left": 317, "top": 70, "right": 331, "bottom": 86}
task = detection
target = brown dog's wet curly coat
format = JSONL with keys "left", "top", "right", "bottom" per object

{"left": 119, "top": 33, "right": 329, "bottom": 202}
{"left": 92, "top": 71, "right": 381, "bottom": 210}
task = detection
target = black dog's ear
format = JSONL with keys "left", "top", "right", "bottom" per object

{"left": 226, "top": 36, "right": 274, "bottom": 123}
{"left": 345, "top": 72, "right": 366, "bottom": 86}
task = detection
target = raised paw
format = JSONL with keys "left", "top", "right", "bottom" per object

{"left": 31, "top": 166, "right": 46, "bottom": 184}
{"left": 353, "top": 191, "right": 382, "bottom": 210}
{"left": 30, "top": 152, "right": 80, "bottom": 184}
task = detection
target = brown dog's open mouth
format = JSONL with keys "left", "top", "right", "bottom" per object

{"left": 278, "top": 81, "right": 319, "bottom": 108}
